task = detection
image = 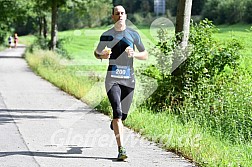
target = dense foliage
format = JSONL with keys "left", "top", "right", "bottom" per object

{"left": 141, "top": 19, "right": 252, "bottom": 143}
{"left": 114, "top": 0, "right": 252, "bottom": 24}
{"left": 2, "top": 0, "right": 252, "bottom": 46}
{"left": 0, "top": 0, "right": 113, "bottom": 45}
{"left": 0, "top": 0, "right": 32, "bottom": 43}
{"left": 144, "top": 19, "right": 241, "bottom": 110}
{"left": 202, "top": 0, "right": 252, "bottom": 24}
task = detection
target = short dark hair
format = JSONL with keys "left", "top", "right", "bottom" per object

{"left": 112, "top": 5, "right": 126, "bottom": 15}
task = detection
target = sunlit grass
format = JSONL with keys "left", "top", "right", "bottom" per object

{"left": 19, "top": 34, "right": 36, "bottom": 46}
{"left": 213, "top": 24, "right": 252, "bottom": 73}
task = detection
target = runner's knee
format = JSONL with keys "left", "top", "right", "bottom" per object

{"left": 122, "top": 113, "right": 127, "bottom": 121}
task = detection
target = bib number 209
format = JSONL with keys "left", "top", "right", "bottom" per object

{"left": 116, "top": 69, "right": 126, "bottom": 75}
{"left": 111, "top": 65, "right": 130, "bottom": 79}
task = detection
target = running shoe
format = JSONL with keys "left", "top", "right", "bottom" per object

{"left": 117, "top": 147, "right": 128, "bottom": 161}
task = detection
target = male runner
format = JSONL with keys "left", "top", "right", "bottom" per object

{"left": 94, "top": 5, "right": 148, "bottom": 161}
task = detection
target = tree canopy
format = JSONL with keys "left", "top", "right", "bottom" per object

{"left": 1, "top": 0, "right": 252, "bottom": 46}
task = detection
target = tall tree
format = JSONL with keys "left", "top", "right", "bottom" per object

{"left": 0, "top": 0, "right": 31, "bottom": 43}
{"left": 175, "top": 0, "right": 192, "bottom": 49}
{"left": 0, "top": 0, "right": 15, "bottom": 43}
{"left": 171, "top": 0, "right": 192, "bottom": 94}
{"left": 50, "top": 0, "right": 112, "bottom": 50}
{"left": 51, "top": 0, "right": 58, "bottom": 50}
{"left": 32, "top": 0, "right": 64, "bottom": 49}
{"left": 71, "top": 0, "right": 112, "bottom": 27}
{"left": 33, "top": 0, "right": 50, "bottom": 38}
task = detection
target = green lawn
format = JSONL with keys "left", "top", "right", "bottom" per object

{"left": 213, "top": 24, "right": 252, "bottom": 73}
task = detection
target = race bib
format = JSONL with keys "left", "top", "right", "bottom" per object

{"left": 111, "top": 65, "right": 131, "bottom": 79}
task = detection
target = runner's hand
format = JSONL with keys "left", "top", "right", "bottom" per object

{"left": 101, "top": 46, "right": 112, "bottom": 59}
{"left": 125, "top": 46, "right": 134, "bottom": 58}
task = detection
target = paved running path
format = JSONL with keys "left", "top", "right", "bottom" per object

{"left": 0, "top": 45, "right": 196, "bottom": 167}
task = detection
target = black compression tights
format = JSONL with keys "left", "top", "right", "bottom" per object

{"left": 107, "top": 83, "right": 134, "bottom": 120}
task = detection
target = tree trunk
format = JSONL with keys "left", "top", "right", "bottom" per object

{"left": 172, "top": 0, "right": 192, "bottom": 76}
{"left": 39, "top": 17, "right": 42, "bottom": 37}
{"left": 50, "top": 0, "right": 58, "bottom": 50}
{"left": 175, "top": 0, "right": 192, "bottom": 49}
{"left": 170, "top": 0, "right": 193, "bottom": 104}
{"left": 43, "top": 16, "right": 47, "bottom": 39}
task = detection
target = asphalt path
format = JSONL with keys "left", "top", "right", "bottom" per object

{"left": 0, "top": 45, "right": 196, "bottom": 167}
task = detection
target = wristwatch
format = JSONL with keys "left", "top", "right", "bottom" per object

{"left": 96, "top": 52, "right": 102, "bottom": 59}
{"left": 97, "top": 53, "right": 102, "bottom": 61}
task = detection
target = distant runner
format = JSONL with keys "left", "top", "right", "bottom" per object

{"left": 14, "top": 33, "right": 18, "bottom": 48}
{"left": 8, "top": 36, "right": 12, "bottom": 48}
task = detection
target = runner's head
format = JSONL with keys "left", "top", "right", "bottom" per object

{"left": 112, "top": 5, "right": 127, "bottom": 26}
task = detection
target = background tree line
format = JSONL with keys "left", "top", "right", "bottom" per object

{"left": 1, "top": 0, "right": 252, "bottom": 46}
{"left": 113, "top": 0, "right": 252, "bottom": 24}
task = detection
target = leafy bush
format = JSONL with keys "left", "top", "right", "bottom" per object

{"left": 29, "top": 36, "right": 72, "bottom": 59}
{"left": 0, "top": 33, "right": 6, "bottom": 45}
{"left": 55, "top": 37, "right": 72, "bottom": 59}
{"left": 140, "top": 19, "right": 252, "bottom": 143}
{"left": 127, "top": 12, "right": 156, "bottom": 26}
{"left": 143, "top": 19, "right": 242, "bottom": 110}
{"left": 28, "top": 37, "right": 48, "bottom": 56}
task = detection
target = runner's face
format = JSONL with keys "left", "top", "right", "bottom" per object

{"left": 112, "top": 6, "right": 127, "bottom": 25}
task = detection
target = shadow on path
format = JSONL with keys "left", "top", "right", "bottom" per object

{"left": 0, "top": 109, "right": 96, "bottom": 125}
{"left": 0, "top": 146, "right": 119, "bottom": 162}
{"left": 0, "top": 56, "right": 24, "bottom": 59}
